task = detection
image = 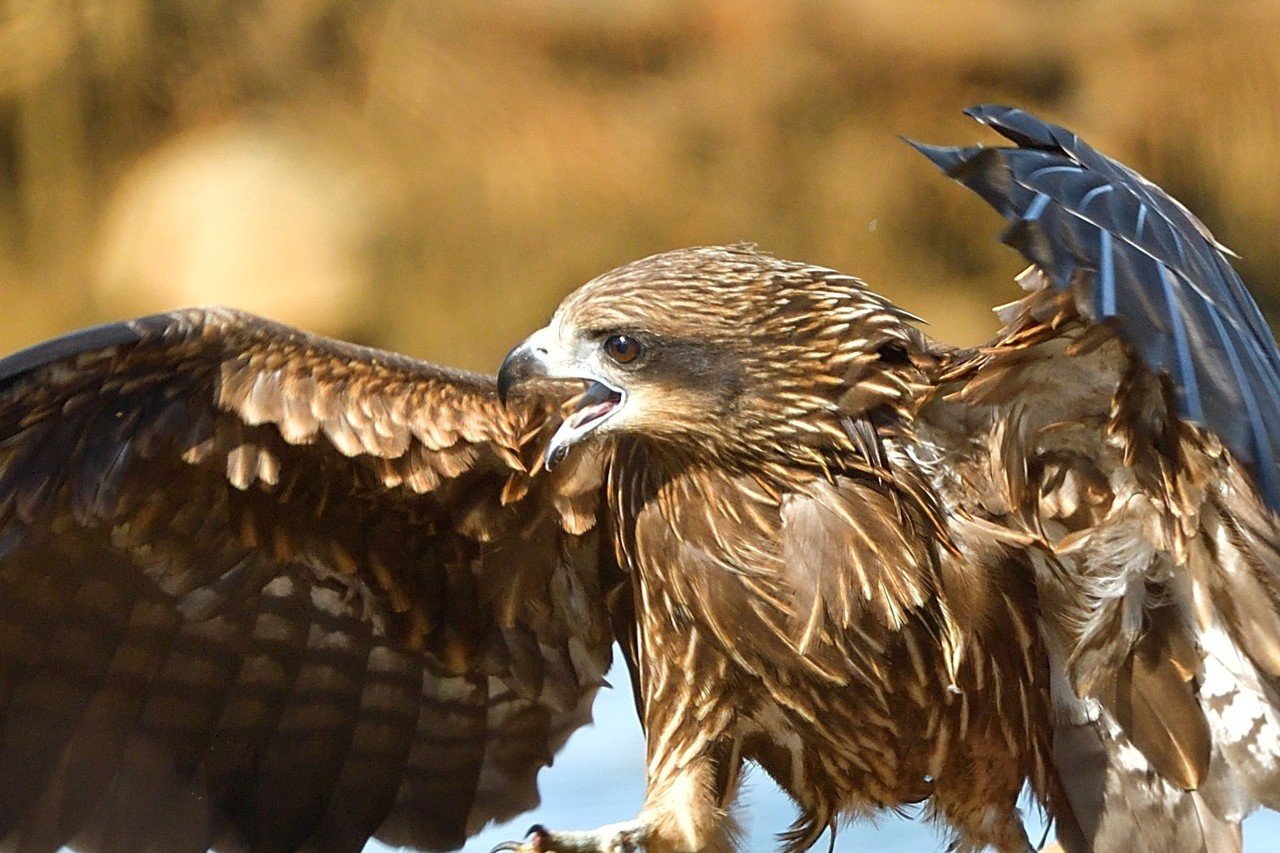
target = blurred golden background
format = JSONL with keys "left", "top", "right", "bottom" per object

{"left": 4, "top": 0, "right": 1280, "bottom": 374}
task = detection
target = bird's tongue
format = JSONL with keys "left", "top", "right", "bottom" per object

{"left": 567, "top": 381, "right": 621, "bottom": 426}
{"left": 569, "top": 400, "right": 616, "bottom": 429}
{"left": 545, "top": 381, "right": 623, "bottom": 469}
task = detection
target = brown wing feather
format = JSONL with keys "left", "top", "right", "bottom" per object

{"left": 924, "top": 278, "right": 1272, "bottom": 852}
{"left": 0, "top": 307, "right": 615, "bottom": 852}
{"left": 916, "top": 106, "right": 1280, "bottom": 851}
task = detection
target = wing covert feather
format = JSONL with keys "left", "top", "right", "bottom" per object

{"left": 0, "top": 307, "right": 614, "bottom": 852}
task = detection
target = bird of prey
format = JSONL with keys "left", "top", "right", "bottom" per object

{"left": 1, "top": 105, "right": 1278, "bottom": 853}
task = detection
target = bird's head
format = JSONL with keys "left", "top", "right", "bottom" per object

{"left": 498, "top": 245, "right": 926, "bottom": 470}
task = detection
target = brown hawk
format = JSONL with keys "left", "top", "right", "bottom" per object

{"left": 0, "top": 106, "right": 1277, "bottom": 852}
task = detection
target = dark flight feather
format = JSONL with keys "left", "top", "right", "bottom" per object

{"left": 910, "top": 105, "right": 1280, "bottom": 511}
{"left": 0, "top": 308, "right": 614, "bottom": 852}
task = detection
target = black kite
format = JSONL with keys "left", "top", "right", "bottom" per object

{"left": 0, "top": 107, "right": 1277, "bottom": 852}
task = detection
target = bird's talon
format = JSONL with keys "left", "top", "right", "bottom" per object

{"left": 489, "top": 823, "right": 550, "bottom": 853}
{"left": 489, "top": 820, "right": 645, "bottom": 853}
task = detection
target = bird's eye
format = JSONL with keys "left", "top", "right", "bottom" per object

{"left": 603, "top": 334, "right": 642, "bottom": 365}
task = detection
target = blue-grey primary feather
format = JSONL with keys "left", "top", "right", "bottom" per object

{"left": 910, "top": 105, "right": 1280, "bottom": 512}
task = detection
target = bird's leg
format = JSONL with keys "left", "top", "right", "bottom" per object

{"left": 631, "top": 740, "right": 741, "bottom": 852}
{"left": 493, "top": 628, "right": 742, "bottom": 853}
{"left": 490, "top": 739, "right": 741, "bottom": 853}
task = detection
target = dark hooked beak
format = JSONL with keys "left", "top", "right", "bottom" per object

{"left": 497, "top": 340, "right": 549, "bottom": 406}
{"left": 496, "top": 329, "right": 626, "bottom": 469}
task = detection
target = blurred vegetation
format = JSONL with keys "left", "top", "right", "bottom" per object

{"left": 3, "top": 0, "right": 1280, "bottom": 372}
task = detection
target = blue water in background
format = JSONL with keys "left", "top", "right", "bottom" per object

{"left": 367, "top": 645, "right": 1280, "bottom": 852}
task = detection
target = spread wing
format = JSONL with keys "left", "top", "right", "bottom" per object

{"left": 915, "top": 107, "right": 1280, "bottom": 851}
{"left": 0, "top": 308, "right": 615, "bottom": 852}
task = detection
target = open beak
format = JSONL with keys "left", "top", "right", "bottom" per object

{"left": 543, "top": 379, "right": 625, "bottom": 468}
{"left": 497, "top": 334, "right": 626, "bottom": 470}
